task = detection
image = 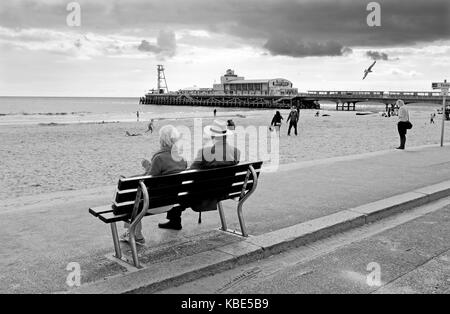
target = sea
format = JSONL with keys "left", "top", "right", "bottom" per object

{"left": 0, "top": 96, "right": 269, "bottom": 126}
{"left": 0, "top": 96, "right": 441, "bottom": 126}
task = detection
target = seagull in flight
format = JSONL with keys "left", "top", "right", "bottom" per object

{"left": 363, "top": 60, "right": 377, "bottom": 80}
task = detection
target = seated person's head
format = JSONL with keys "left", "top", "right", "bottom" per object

{"left": 205, "top": 120, "right": 231, "bottom": 142}
{"left": 159, "top": 125, "right": 181, "bottom": 149}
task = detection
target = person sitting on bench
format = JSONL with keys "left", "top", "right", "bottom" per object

{"left": 158, "top": 120, "right": 241, "bottom": 230}
{"left": 120, "top": 125, "right": 187, "bottom": 244}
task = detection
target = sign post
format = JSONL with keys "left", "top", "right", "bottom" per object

{"left": 432, "top": 80, "right": 449, "bottom": 147}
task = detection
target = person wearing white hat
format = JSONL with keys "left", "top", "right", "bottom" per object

{"left": 158, "top": 120, "right": 241, "bottom": 230}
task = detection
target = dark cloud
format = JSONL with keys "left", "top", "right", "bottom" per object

{"left": 138, "top": 40, "right": 159, "bottom": 53}
{"left": 366, "top": 50, "right": 400, "bottom": 61}
{"left": 264, "top": 36, "right": 352, "bottom": 57}
{"left": 137, "top": 30, "right": 176, "bottom": 58}
{"left": 366, "top": 50, "right": 389, "bottom": 60}
{"left": 1, "top": 0, "right": 449, "bottom": 58}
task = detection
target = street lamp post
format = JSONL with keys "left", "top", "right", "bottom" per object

{"left": 441, "top": 81, "right": 448, "bottom": 147}
{"left": 432, "top": 80, "right": 449, "bottom": 147}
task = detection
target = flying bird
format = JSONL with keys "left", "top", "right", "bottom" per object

{"left": 363, "top": 61, "right": 377, "bottom": 80}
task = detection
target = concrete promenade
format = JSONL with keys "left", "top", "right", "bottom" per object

{"left": 160, "top": 198, "right": 450, "bottom": 294}
{"left": 1, "top": 144, "right": 450, "bottom": 293}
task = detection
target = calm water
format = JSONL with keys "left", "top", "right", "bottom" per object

{"left": 0, "top": 96, "right": 255, "bottom": 126}
{"left": 0, "top": 97, "right": 440, "bottom": 126}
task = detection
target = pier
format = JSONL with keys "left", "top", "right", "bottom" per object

{"left": 140, "top": 66, "right": 445, "bottom": 111}
{"left": 140, "top": 93, "right": 319, "bottom": 109}
{"left": 140, "top": 90, "right": 445, "bottom": 111}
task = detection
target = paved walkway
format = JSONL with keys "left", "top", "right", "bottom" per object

{"left": 160, "top": 199, "right": 450, "bottom": 294}
{"left": 1, "top": 144, "right": 450, "bottom": 293}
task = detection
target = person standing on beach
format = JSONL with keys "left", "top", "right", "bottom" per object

{"left": 214, "top": 109, "right": 217, "bottom": 117}
{"left": 136, "top": 110, "right": 140, "bottom": 122}
{"left": 430, "top": 112, "right": 436, "bottom": 124}
{"left": 270, "top": 111, "right": 283, "bottom": 134}
{"left": 287, "top": 107, "right": 299, "bottom": 136}
{"left": 396, "top": 99, "right": 411, "bottom": 150}
{"left": 146, "top": 119, "right": 155, "bottom": 133}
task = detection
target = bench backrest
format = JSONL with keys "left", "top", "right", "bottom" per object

{"left": 112, "top": 161, "right": 263, "bottom": 215}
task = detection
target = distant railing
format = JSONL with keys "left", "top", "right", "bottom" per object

{"left": 305, "top": 91, "right": 442, "bottom": 98}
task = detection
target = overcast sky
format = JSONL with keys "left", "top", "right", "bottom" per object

{"left": 0, "top": 0, "right": 449, "bottom": 96}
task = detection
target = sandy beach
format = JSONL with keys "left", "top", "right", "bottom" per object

{"left": 1, "top": 106, "right": 448, "bottom": 201}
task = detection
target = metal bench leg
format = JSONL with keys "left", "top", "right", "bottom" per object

{"left": 218, "top": 201, "right": 228, "bottom": 231}
{"left": 128, "top": 234, "right": 140, "bottom": 268}
{"left": 110, "top": 222, "right": 122, "bottom": 259}
{"left": 237, "top": 202, "right": 248, "bottom": 237}
{"left": 128, "top": 180, "right": 150, "bottom": 269}
{"left": 235, "top": 165, "right": 258, "bottom": 237}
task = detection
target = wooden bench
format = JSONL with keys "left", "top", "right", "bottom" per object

{"left": 89, "top": 161, "right": 263, "bottom": 268}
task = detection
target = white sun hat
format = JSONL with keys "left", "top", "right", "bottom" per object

{"left": 204, "top": 120, "right": 233, "bottom": 137}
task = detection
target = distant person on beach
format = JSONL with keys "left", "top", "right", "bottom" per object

{"left": 146, "top": 119, "right": 155, "bottom": 133}
{"left": 315, "top": 111, "right": 320, "bottom": 117}
{"left": 430, "top": 113, "right": 436, "bottom": 124}
{"left": 396, "top": 99, "right": 411, "bottom": 150}
{"left": 158, "top": 120, "right": 240, "bottom": 230}
{"left": 227, "top": 119, "right": 236, "bottom": 130}
{"left": 386, "top": 104, "right": 391, "bottom": 117}
{"left": 270, "top": 111, "right": 283, "bottom": 134}
{"left": 136, "top": 110, "right": 140, "bottom": 122}
{"left": 126, "top": 131, "right": 142, "bottom": 137}
{"left": 121, "top": 125, "right": 188, "bottom": 244}
{"left": 287, "top": 107, "right": 299, "bottom": 136}
{"left": 214, "top": 109, "right": 217, "bottom": 117}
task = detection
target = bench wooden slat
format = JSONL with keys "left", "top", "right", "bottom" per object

{"left": 112, "top": 182, "right": 256, "bottom": 215}
{"left": 114, "top": 172, "right": 256, "bottom": 204}
{"left": 89, "top": 205, "right": 113, "bottom": 217}
{"left": 117, "top": 162, "right": 263, "bottom": 191}
{"left": 98, "top": 211, "right": 131, "bottom": 223}
{"left": 92, "top": 161, "right": 263, "bottom": 221}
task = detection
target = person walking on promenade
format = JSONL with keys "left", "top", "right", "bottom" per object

{"left": 270, "top": 111, "right": 283, "bottom": 134}
{"left": 396, "top": 99, "right": 411, "bottom": 150}
{"left": 158, "top": 120, "right": 240, "bottom": 230}
{"left": 287, "top": 106, "right": 299, "bottom": 136}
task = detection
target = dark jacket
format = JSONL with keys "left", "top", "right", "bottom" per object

{"left": 147, "top": 147, "right": 187, "bottom": 176}
{"left": 287, "top": 110, "right": 299, "bottom": 124}
{"left": 189, "top": 139, "right": 240, "bottom": 212}
{"left": 271, "top": 114, "right": 283, "bottom": 126}
{"left": 190, "top": 139, "right": 240, "bottom": 170}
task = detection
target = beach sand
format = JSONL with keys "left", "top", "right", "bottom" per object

{"left": 1, "top": 108, "right": 447, "bottom": 200}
